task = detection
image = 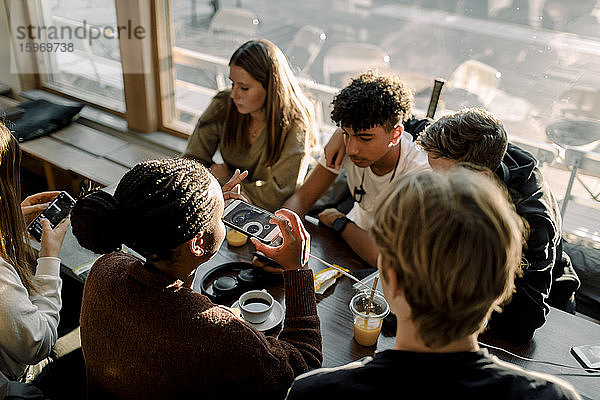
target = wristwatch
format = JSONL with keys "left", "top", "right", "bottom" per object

{"left": 332, "top": 216, "right": 351, "bottom": 235}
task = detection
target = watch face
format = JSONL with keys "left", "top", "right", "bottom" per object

{"left": 333, "top": 217, "right": 348, "bottom": 233}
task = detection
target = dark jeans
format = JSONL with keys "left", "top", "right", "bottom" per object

{"left": 32, "top": 348, "right": 86, "bottom": 400}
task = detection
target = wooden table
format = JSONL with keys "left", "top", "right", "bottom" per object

{"left": 191, "top": 216, "right": 600, "bottom": 400}
{"left": 57, "top": 215, "right": 600, "bottom": 399}
{"left": 546, "top": 119, "right": 600, "bottom": 149}
{"left": 480, "top": 309, "right": 600, "bottom": 400}
{"left": 191, "top": 216, "right": 379, "bottom": 366}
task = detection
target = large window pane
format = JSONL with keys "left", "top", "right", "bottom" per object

{"left": 166, "top": 0, "right": 337, "bottom": 141}
{"left": 165, "top": 0, "right": 600, "bottom": 239}
{"left": 29, "top": 0, "right": 125, "bottom": 112}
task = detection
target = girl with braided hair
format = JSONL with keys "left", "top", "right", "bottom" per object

{"left": 0, "top": 122, "right": 70, "bottom": 380}
{"left": 71, "top": 157, "right": 321, "bottom": 400}
{"left": 184, "top": 39, "right": 316, "bottom": 212}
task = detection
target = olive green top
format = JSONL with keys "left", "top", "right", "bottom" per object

{"left": 184, "top": 98, "right": 311, "bottom": 212}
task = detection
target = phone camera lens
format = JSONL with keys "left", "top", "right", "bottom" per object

{"left": 247, "top": 225, "right": 260, "bottom": 234}
{"left": 232, "top": 211, "right": 246, "bottom": 225}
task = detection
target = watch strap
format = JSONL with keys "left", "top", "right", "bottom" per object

{"left": 333, "top": 216, "right": 351, "bottom": 234}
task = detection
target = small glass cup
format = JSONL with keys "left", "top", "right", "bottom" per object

{"left": 349, "top": 290, "right": 390, "bottom": 347}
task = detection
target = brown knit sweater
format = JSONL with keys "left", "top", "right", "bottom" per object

{"left": 80, "top": 252, "right": 322, "bottom": 400}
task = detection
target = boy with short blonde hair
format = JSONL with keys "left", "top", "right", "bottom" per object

{"left": 372, "top": 169, "right": 521, "bottom": 348}
{"left": 287, "top": 169, "right": 580, "bottom": 400}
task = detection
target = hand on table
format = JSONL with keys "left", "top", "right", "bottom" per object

{"left": 251, "top": 209, "right": 310, "bottom": 272}
{"left": 317, "top": 208, "right": 345, "bottom": 228}
{"left": 21, "top": 191, "right": 60, "bottom": 226}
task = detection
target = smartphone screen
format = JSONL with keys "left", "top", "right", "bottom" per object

{"left": 571, "top": 344, "right": 600, "bottom": 370}
{"left": 27, "top": 191, "right": 76, "bottom": 242}
{"left": 222, "top": 200, "right": 281, "bottom": 243}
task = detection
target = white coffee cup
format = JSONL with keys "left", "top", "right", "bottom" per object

{"left": 239, "top": 289, "right": 274, "bottom": 324}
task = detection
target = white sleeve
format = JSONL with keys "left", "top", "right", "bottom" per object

{"left": 0, "top": 257, "right": 62, "bottom": 368}
{"left": 398, "top": 135, "right": 431, "bottom": 175}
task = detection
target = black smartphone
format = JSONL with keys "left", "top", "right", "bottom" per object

{"left": 222, "top": 199, "right": 281, "bottom": 243}
{"left": 571, "top": 344, "right": 600, "bottom": 370}
{"left": 27, "top": 191, "right": 76, "bottom": 242}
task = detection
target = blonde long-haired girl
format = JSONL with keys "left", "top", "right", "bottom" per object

{"left": 0, "top": 122, "right": 70, "bottom": 380}
{"left": 184, "top": 39, "right": 316, "bottom": 211}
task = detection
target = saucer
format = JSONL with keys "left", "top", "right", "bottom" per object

{"left": 231, "top": 299, "right": 284, "bottom": 331}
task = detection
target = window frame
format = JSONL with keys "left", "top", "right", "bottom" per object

{"left": 13, "top": 0, "right": 163, "bottom": 133}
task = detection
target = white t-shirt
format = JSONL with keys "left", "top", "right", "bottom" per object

{"left": 318, "top": 131, "right": 430, "bottom": 230}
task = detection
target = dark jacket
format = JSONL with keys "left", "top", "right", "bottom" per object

{"left": 404, "top": 115, "right": 433, "bottom": 141}
{"left": 488, "top": 143, "right": 579, "bottom": 343}
{"left": 287, "top": 350, "right": 580, "bottom": 400}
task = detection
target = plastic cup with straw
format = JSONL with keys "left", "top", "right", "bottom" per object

{"left": 350, "top": 276, "right": 389, "bottom": 346}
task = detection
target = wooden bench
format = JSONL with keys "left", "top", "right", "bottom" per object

{"left": 2, "top": 93, "right": 182, "bottom": 192}
{"left": 19, "top": 135, "right": 129, "bottom": 189}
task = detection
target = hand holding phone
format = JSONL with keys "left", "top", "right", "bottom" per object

{"left": 21, "top": 191, "right": 62, "bottom": 226}
{"left": 222, "top": 199, "right": 281, "bottom": 243}
{"left": 250, "top": 209, "right": 310, "bottom": 271}
{"left": 38, "top": 216, "right": 71, "bottom": 258}
{"left": 27, "top": 191, "right": 76, "bottom": 242}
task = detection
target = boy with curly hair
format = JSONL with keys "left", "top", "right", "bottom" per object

{"left": 279, "top": 71, "right": 429, "bottom": 267}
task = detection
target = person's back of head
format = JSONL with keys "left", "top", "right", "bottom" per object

{"left": 0, "top": 122, "right": 37, "bottom": 292}
{"left": 417, "top": 108, "right": 508, "bottom": 171}
{"left": 371, "top": 169, "right": 523, "bottom": 348}
{"left": 71, "top": 157, "right": 222, "bottom": 262}
{"left": 331, "top": 70, "right": 413, "bottom": 133}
